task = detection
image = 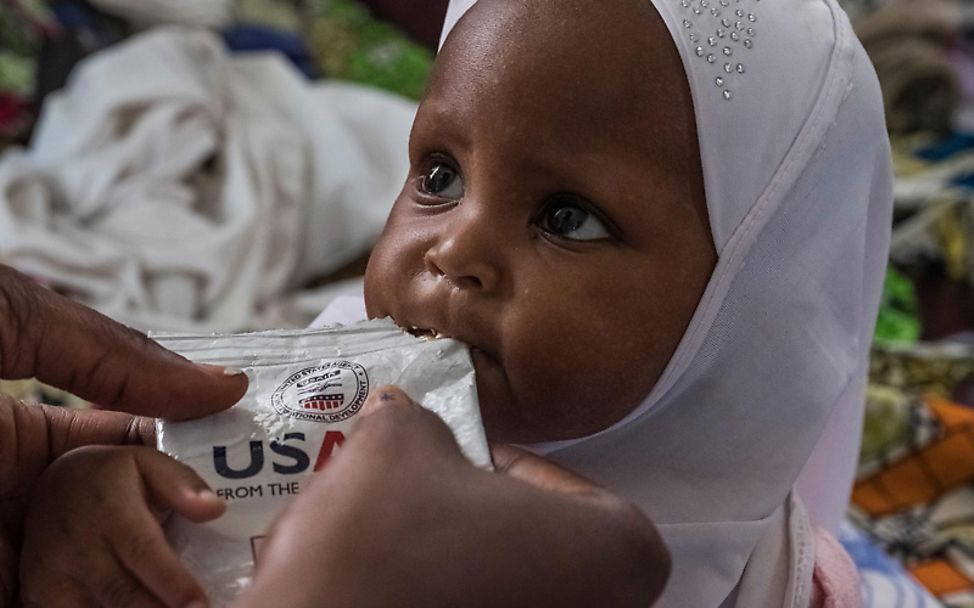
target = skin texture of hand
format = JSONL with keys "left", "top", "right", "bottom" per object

{"left": 20, "top": 445, "right": 224, "bottom": 608}
{"left": 0, "top": 265, "right": 248, "bottom": 605}
{"left": 237, "top": 387, "right": 671, "bottom": 608}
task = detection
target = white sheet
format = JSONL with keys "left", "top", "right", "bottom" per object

{"left": 0, "top": 28, "right": 414, "bottom": 333}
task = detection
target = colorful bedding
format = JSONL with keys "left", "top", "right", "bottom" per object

{"left": 852, "top": 345, "right": 974, "bottom": 606}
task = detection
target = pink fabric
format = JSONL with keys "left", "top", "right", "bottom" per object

{"left": 810, "top": 527, "right": 861, "bottom": 608}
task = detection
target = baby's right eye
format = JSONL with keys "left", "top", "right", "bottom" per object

{"left": 419, "top": 160, "right": 464, "bottom": 201}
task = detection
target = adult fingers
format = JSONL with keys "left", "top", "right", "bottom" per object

{"left": 0, "top": 265, "right": 247, "bottom": 419}
{"left": 490, "top": 443, "right": 604, "bottom": 496}
{"left": 36, "top": 403, "right": 157, "bottom": 456}
{"left": 358, "top": 384, "right": 419, "bottom": 416}
{"left": 361, "top": 389, "right": 600, "bottom": 497}
{"left": 491, "top": 443, "right": 671, "bottom": 594}
{"left": 353, "top": 385, "right": 465, "bottom": 464}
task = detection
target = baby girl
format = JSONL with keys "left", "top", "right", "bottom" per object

{"left": 20, "top": 0, "right": 891, "bottom": 605}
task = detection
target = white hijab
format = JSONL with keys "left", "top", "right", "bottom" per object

{"left": 441, "top": 1, "right": 891, "bottom": 606}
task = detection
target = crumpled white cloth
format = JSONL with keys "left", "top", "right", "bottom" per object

{"left": 0, "top": 28, "right": 415, "bottom": 333}
{"left": 88, "top": 0, "right": 233, "bottom": 28}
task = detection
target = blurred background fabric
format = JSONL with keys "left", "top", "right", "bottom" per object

{"left": 0, "top": 27, "right": 414, "bottom": 333}
{"left": 0, "top": 0, "right": 434, "bottom": 333}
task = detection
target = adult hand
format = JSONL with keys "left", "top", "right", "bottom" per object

{"left": 238, "top": 387, "right": 670, "bottom": 608}
{"left": 0, "top": 265, "right": 248, "bottom": 604}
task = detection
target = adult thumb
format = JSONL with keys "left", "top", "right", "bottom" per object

{"left": 0, "top": 265, "right": 247, "bottom": 419}
{"left": 491, "top": 443, "right": 607, "bottom": 497}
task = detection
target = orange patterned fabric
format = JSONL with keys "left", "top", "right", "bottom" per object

{"left": 910, "top": 561, "right": 971, "bottom": 596}
{"left": 853, "top": 395, "right": 974, "bottom": 517}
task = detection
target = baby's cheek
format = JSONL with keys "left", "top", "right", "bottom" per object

{"left": 502, "top": 339, "right": 658, "bottom": 442}
{"left": 364, "top": 232, "right": 413, "bottom": 314}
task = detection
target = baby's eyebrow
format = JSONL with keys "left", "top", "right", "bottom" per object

{"left": 413, "top": 100, "right": 472, "bottom": 153}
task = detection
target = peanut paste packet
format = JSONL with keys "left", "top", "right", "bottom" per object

{"left": 154, "top": 319, "right": 491, "bottom": 606}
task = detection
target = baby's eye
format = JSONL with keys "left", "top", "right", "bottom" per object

{"left": 537, "top": 198, "right": 612, "bottom": 241}
{"left": 420, "top": 161, "right": 464, "bottom": 200}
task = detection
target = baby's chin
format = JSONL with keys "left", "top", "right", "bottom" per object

{"left": 473, "top": 357, "right": 650, "bottom": 444}
{"left": 470, "top": 353, "right": 597, "bottom": 444}
{"left": 467, "top": 348, "right": 560, "bottom": 444}
{"left": 468, "top": 347, "right": 526, "bottom": 443}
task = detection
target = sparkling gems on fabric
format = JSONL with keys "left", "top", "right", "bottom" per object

{"left": 679, "top": 0, "right": 758, "bottom": 101}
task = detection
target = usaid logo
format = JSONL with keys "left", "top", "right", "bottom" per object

{"left": 271, "top": 362, "right": 369, "bottom": 423}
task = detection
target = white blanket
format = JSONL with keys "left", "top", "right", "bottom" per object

{"left": 0, "top": 28, "right": 414, "bottom": 333}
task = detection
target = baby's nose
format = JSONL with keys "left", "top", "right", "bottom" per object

{"left": 424, "top": 210, "right": 501, "bottom": 292}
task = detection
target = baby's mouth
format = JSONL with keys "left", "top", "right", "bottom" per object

{"left": 401, "top": 322, "right": 498, "bottom": 365}
{"left": 406, "top": 325, "right": 446, "bottom": 341}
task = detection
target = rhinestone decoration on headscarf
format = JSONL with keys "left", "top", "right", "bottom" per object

{"left": 680, "top": 0, "right": 757, "bottom": 100}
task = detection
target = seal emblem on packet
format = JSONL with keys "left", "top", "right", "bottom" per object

{"left": 271, "top": 361, "right": 370, "bottom": 422}
{"left": 153, "top": 318, "right": 491, "bottom": 607}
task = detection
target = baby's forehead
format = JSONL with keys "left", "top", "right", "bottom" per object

{"left": 424, "top": 0, "right": 699, "bottom": 180}
{"left": 434, "top": 0, "right": 681, "bottom": 104}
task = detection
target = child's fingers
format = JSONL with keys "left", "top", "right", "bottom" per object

{"left": 19, "top": 579, "right": 95, "bottom": 608}
{"left": 20, "top": 445, "right": 211, "bottom": 608}
{"left": 22, "top": 545, "right": 166, "bottom": 608}
{"left": 91, "top": 554, "right": 168, "bottom": 608}
{"left": 133, "top": 447, "right": 225, "bottom": 522}
{"left": 109, "top": 507, "right": 209, "bottom": 608}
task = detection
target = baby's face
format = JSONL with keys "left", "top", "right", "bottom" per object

{"left": 365, "top": 0, "right": 716, "bottom": 442}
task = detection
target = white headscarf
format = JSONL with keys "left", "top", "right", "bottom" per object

{"left": 440, "top": 1, "right": 892, "bottom": 606}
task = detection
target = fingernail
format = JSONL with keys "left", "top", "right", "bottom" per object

{"left": 372, "top": 386, "right": 402, "bottom": 401}
{"left": 362, "top": 386, "right": 397, "bottom": 415}
{"left": 184, "top": 485, "right": 219, "bottom": 503}
{"left": 198, "top": 364, "right": 246, "bottom": 377}
{"left": 197, "top": 488, "right": 220, "bottom": 501}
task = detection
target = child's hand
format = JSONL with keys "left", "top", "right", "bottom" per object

{"left": 19, "top": 445, "right": 224, "bottom": 608}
